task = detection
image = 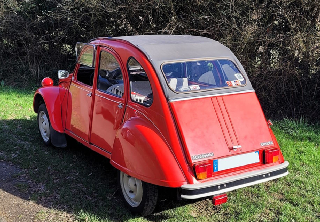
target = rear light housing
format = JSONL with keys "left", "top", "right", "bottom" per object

{"left": 194, "top": 161, "right": 213, "bottom": 180}
{"left": 264, "top": 148, "right": 280, "bottom": 164}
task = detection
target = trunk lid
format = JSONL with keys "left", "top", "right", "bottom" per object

{"left": 170, "top": 92, "right": 273, "bottom": 164}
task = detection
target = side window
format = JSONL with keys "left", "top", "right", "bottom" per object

{"left": 97, "top": 50, "right": 124, "bottom": 97}
{"left": 77, "top": 46, "right": 95, "bottom": 86}
{"left": 127, "top": 57, "right": 153, "bottom": 107}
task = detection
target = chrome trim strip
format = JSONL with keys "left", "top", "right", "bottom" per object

{"left": 70, "top": 83, "right": 92, "bottom": 93}
{"left": 95, "top": 93, "right": 122, "bottom": 104}
{"left": 66, "top": 129, "right": 112, "bottom": 156}
{"left": 169, "top": 90, "right": 255, "bottom": 102}
{"left": 66, "top": 129, "right": 88, "bottom": 143}
{"left": 181, "top": 161, "right": 289, "bottom": 191}
{"left": 91, "top": 144, "right": 112, "bottom": 155}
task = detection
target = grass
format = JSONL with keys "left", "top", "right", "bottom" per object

{"left": 0, "top": 85, "right": 320, "bottom": 221}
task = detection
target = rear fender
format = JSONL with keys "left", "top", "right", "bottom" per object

{"left": 33, "top": 87, "right": 64, "bottom": 133}
{"left": 111, "top": 117, "right": 186, "bottom": 187}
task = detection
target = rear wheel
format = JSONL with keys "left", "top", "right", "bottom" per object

{"left": 119, "top": 171, "right": 158, "bottom": 216}
{"left": 38, "top": 103, "right": 51, "bottom": 146}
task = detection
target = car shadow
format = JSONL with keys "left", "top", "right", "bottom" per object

{"left": 0, "top": 117, "right": 195, "bottom": 221}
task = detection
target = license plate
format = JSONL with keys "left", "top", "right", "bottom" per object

{"left": 213, "top": 151, "right": 260, "bottom": 172}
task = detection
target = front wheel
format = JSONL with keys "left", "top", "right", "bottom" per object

{"left": 37, "top": 103, "right": 51, "bottom": 146}
{"left": 119, "top": 171, "right": 158, "bottom": 216}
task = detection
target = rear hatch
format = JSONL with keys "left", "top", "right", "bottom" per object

{"left": 170, "top": 92, "right": 274, "bottom": 171}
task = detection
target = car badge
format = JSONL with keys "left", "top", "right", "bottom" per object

{"left": 192, "top": 152, "right": 214, "bottom": 161}
{"left": 260, "top": 141, "right": 274, "bottom": 146}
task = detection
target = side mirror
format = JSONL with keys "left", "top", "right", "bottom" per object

{"left": 58, "top": 70, "right": 69, "bottom": 79}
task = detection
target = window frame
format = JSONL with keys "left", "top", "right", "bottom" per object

{"left": 96, "top": 48, "right": 125, "bottom": 98}
{"left": 74, "top": 44, "right": 97, "bottom": 88}
{"left": 127, "top": 56, "right": 154, "bottom": 107}
{"left": 77, "top": 44, "right": 96, "bottom": 68}
{"left": 75, "top": 44, "right": 96, "bottom": 86}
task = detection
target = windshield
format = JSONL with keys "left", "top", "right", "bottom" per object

{"left": 161, "top": 59, "right": 246, "bottom": 92}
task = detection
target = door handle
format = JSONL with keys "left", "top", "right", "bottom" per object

{"left": 86, "top": 93, "right": 92, "bottom": 97}
{"left": 118, "top": 103, "right": 123, "bottom": 109}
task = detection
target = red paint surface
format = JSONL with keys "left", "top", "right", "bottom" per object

{"left": 66, "top": 82, "right": 93, "bottom": 142}
{"left": 90, "top": 89, "right": 126, "bottom": 153}
{"left": 170, "top": 92, "right": 274, "bottom": 163}
{"left": 34, "top": 87, "right": 64, "bottom": 133}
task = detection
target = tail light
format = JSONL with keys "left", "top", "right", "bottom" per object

{"left": 194, "top": 161, "right": 213, "bottom": 180}
{"left": 264, "top": 148, "right": 279, "bottom": 164}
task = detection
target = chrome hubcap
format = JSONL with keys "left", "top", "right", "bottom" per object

{"left": 120, "top": 171, "right": 143, "bottom": 207}
{"left": 38, "top": 111, "right": 50, "bottom": 142}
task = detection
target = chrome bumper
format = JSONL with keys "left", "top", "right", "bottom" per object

{"left": 181, "top": 161, "right": 289, "bottom": 199}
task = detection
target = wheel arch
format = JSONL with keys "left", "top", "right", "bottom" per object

{"left": 33, "top": 87, "right": 64, "bottom": 133}
{"left": 33, "top": 93, "right": 45, "bottom": 113}
{"left": 110, "top": 116, "right": 187, "bottom": 188}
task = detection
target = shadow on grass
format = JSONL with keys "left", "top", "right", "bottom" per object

{"left": 0, "top": 117, "right": 193, "bottom": 221}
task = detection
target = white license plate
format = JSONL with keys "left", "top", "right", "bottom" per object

{"left": 213, "top": 151, "right": 260, "bottom": 172}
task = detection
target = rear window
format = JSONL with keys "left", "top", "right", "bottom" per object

{"left": 161, "top": 59, "right": 246, "bottom": 92}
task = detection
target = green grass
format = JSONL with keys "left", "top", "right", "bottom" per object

{"left": 0, "top": 85, "right": 320, "bottom": 221}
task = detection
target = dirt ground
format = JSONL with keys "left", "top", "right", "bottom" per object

{"left": 0, "top": 161, "right": 74, "bottom": 222}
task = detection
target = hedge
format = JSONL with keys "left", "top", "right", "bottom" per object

{"left": 1, "top": 0, "right": 319, "bottom": 119}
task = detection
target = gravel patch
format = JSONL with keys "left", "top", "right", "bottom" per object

{"left": 0, "top": 161, "right": 74, "bottom": 222}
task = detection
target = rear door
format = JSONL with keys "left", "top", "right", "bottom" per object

{"left": 89, "top": 48, "right": 127, "bottom": 154}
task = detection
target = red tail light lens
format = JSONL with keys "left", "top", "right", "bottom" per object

{"left": 194, "top": 161, "right": 213, "bottom": 180}
{"left": 264, "top": 149, "right": 279, "bottom": 164}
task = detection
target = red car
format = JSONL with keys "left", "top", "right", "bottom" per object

{"left": 33, "top": 35, "right": 288, "bottom": 215}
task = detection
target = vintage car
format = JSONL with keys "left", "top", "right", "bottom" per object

{"left": 33, "top": 35, "right": 289, "bottom": 215}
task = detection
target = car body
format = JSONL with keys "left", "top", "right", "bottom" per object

{"left": 33, "top": 35, "right": 288, "bottom": 215}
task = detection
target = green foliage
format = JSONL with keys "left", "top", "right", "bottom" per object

{"left": 1, "top": 0, "right": 320, "bottom": 119}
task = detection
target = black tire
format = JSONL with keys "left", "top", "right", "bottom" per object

{"left": 37, "top": 103, "right": 51, "bottom": 146}
{"left": 118, "top": 171, "right": 158, "bottom": 216}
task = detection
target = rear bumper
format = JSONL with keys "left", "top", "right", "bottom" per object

{"left": 181, "top": 161, "right": 289, "bottom": 199}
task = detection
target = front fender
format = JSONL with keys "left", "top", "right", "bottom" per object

{"left": 33, "top": 87, "right": 64, "bottom": 133}
{"left": 111, "top": 117, "right": 187, "bottom": 187}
